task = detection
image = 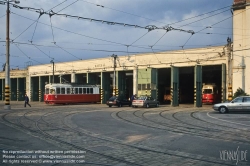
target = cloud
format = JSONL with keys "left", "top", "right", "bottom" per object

{"left": 0, "top": 0, "right": 233, "bottom": 68}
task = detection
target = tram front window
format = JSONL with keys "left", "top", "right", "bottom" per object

{"left": 50, "top": 89, "right": 55, "bottom": 94}
{"left": 203, "top": 89, "right": 212, "bottom": 94}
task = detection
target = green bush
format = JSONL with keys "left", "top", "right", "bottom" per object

{"left": 232, "top": 87, "right": 248, "bottom": 99}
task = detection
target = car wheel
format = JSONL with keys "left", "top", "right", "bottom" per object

{"left": 156, "top": 103, "right": 159, "bottom": 107}
{"left": 219, "top": 106, "right": 228, "bottom": 113}
{"left": 146, "top": 104, "right": 149, "bottom": 108}
{"left": 109, "top": 105, "right": 112, "bottom": 107}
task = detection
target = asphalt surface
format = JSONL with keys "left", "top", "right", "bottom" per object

{"left": 0, "top": 101, "right": 249, "bottom": 166}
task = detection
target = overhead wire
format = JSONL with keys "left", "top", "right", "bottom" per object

{"left": 195, "top": 4, "right": 250, "bottom": 35}
{"left": 4, "top": 2, "right": 235, "bottom": 53}
{"left": 78, "top": 0, "right": 167, "bottom": 25}
{"left": 49, "top": 0, "right": 69, "bottom": 12}
{"left": 53, "top": 0, "right": 79, "bottom": 14}
{"left": 148, "top": 31, "right": 169, "bottom": 63}
{"left": 176, "top": 9, "right": 230, "bottom": 29}
{"left": 49, "top": 16, "right": 56, "bottom": 44}
{"left": 6, "top": 3, "right": 194, "bottom": 34}
{"left": 129, "top": 31, "right": 151, "bottom": 46}
{"left": 151, "top": 31, "right": 168, "bottom": 48}
{"left": 29, "top": 14, "right": 44, "bottom": 43}
{"left": 12, "top": 0, "right": 69, "bottom": 41}
{"left": 33, "top": 44, "right": 75, "bottom": 68}
{"left": 10, "top": 12, "right": 159, "bottom": 51}
{"left": 0, "top": 14, "right": 6, "bottom": 18}
{"left": 181, "top": 34, "right": 194, "bottom": 48}
{"left": 1, "top": 1, "right": 241, "bottom": 69}
{"left": 79, "top": 0, "right": 232, "bottom": 28}
{"left": 14, "top": 44, "right": 45, "bottom": 65}
{"left": 54, "top": 43, "right": 82, "bottom": 60}
{"left": 174, "top": 7, "right": 232, "bottom": 48}
{"left": 11, "top": 41, "right": 227, "bottom": 55}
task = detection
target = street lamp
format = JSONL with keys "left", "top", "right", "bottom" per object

{"left": 50, "top": 60, "right": 54, "bottom": 83}
{"left": 4, "top": 0, "right": 20, "bottom": 110}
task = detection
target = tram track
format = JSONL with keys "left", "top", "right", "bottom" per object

{"left": 114, "top": 109, "right": 250, "bottom": 145}
{"left": 42, "top": 110, "right": 226, "bottom": 165}
{"left": 170, "top": 110, "right": 250, "bottom": 141}
{"left": 170, "top": 110, "right": 250, "bottom": 134}
{"left": 0, "top": 108, "right": 238, "bottom": 166}
{"left": 191, "top": 111, "right": 250, "bottom": 131}
{"left": 1, "top": 110, "right": 141, "bottom": 166}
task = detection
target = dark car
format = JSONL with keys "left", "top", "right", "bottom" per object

{"left": 106, "top": 96, "right": 131, "bottom": 107}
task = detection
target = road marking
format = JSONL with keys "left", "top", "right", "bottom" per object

{"left": 207, "top": 112, "right": 250, "bottom": 127}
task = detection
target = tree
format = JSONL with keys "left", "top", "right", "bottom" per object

{"left": 232, "top": 88, "right": 248, "bottom": 99}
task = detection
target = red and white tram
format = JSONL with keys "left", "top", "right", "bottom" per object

{"left": 44, "top": 83, "right": 100, "bottom": 104}
{"left": 202, "top": 84, "right": 220, "bottom": 104}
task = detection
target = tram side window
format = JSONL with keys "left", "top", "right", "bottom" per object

{"left": 66, "top": 88, "right": 70, "bottom": 94}
{"left": 61, "top": 88, "right": 65, "bottom": 94}
{"left": 45, "top": 88, "right": 49, "bottom": 94}
{"left": 79, "top": 88, "right": 82, "bottom": 94}
{"left": 71, "top": 88, "right": 74, "bottom": 94}
{"left": 75, "top": 88, "right": 78, "bottom": 94}
{"left": 90, "top": 88, "right": 93, "bottom": 94}
{"left": 87, "top": 88, "right": 90, "bottom": 94}
{"left": 56, "top": 88, "right": 61, "bottom": 94}
{"left": 83, "top": 88, "right": 86, "bottom": 94}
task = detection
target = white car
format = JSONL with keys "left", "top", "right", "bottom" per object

{"left": 132, "top": 96, "right": 159, "bottom": 108}
{"left": 213, "top": 96, "right": 250, "bottom": 113}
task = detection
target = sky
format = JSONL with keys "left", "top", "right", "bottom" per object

{"left": 0, "top": 0, "right": 233, "bottom": 69}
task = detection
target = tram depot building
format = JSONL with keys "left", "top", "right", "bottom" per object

{"left": 0, "top": 0, "right": 250, "bottom": 107}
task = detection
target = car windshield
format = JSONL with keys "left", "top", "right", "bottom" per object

{"left": 203, "top": 89, "right": 212, "bottom": 94}
{"left": 109, "top": 96, "right": 117, "bottom": 100}
{"left": 138, "top": 96, "right": 147, "bottom": 100}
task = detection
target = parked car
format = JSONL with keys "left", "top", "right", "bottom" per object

{"left": 132, "top": 96, "right": 159, "bottom": 108}
{"left": 106, "top": 96, "right": 131, "bottom": 107}
{"left": 213, "top": 96, "right": 250, "bottom": 113}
